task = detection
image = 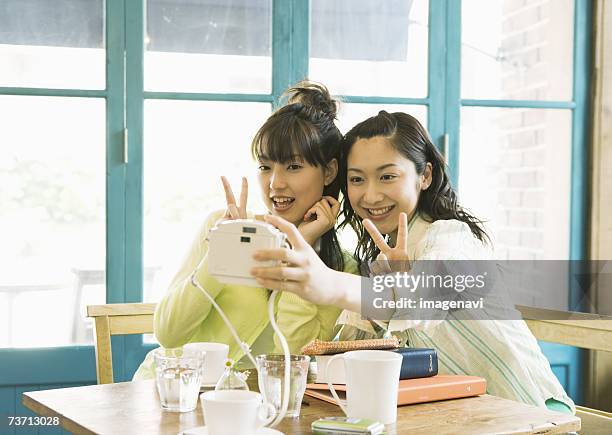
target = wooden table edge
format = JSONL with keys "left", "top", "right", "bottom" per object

{"left": 458, "top": 394, "right": 582, "bottom": 434}
{"left": 21, "top": 386, "right": 583, "bottom": 435}
{"left": 22, "top": 390, "right": 96, "bottom": 435}
{"left": 512, "top": 418, "right": 582, "bottom": 435}
{"left": 302, "top": 393, "right": 581, "bottom": 435}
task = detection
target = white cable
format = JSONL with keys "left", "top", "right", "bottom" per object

{"left": 190, "top": 255, "right": 291, "bottom": 428}
{"left": 190, "top": 257, "right": 257, "bottom": 368}
{"left": 267, "top": 289, "right": 291, "bottom": 427}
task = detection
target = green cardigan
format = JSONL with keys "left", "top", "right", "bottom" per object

{"left": 133, "top": 210, "right": 358, "bottom": 379}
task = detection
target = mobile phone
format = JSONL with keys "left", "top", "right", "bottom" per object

{"left": 311, "top": 416, "right": 385, "bottom": 434}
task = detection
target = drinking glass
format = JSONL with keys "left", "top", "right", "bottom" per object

{"left": 154, "top": 347, "right": 202, "bottom": 412}
{"left": 255, "top": 354, "right": 310, "bottom": 418}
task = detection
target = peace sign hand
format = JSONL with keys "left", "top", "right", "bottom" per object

{"left": 363, "top": 212, "right": 412, "bottom": 273}
{"left": 220, "top": 176, "right": 248, "bottom": 221}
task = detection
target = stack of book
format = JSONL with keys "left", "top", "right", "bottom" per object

{"left": 301, "top": 339, "right": 486, "bottom": 406}
{"left": 313, "top": 347, "right": 438, "bottom": 384}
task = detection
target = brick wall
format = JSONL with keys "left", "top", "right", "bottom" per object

{"left": 494, "top": 0, "right": 572, "bottom": 261}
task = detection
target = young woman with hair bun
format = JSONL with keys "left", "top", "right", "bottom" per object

{"left": 133, "top": 82, "right": 359, "bottom": 378}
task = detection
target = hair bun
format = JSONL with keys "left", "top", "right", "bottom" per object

{"left": 284, "top": 81, "right": 338, "bottom": 119}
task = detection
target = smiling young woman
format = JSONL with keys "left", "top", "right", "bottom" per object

{"left": 132, "top": 82, "right": 359, "bottom": 379}
{"left": 251, "top": 111, "right": 574, "bottom": 415}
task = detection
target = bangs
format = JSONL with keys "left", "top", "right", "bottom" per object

{"left": 251, "top": 114, "right": 325, "bottom": 166}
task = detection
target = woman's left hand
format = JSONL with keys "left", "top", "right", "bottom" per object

{"left": 297, "top": 196, "right": 340, "bottom": 246}
{"left": 364, "top": 212, "right": 412, "bottom": 273}
{"left": 250, "top": 215, "right": 340, "bottom": 306}
{"left": 220, "top": 176, "right": 248, "bottom": 221}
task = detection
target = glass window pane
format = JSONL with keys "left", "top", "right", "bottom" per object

{"left": 459, "top": 108, "right": 571, "bottom": 261}
{"left": 461, "top": 0, "right": 574, "bottom": 100}
{"left": 338, "top": 103, "right": 427, "bottom": 135}
{"left": 310, "top": 0, "right": 428, "bottom": 97}
{"left": 145, "top": 0, "right": 272, "bottom": 93}
{"left": 0, "top": 0, "right": 105, "bottom": 89}
{"left": 0, "top": 96, "right": 105, "bottom": 348}
{"left": 143, "top": 101, "right": 270, "bottom": 303}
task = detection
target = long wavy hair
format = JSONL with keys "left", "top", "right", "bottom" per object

{"left": 339, "top": 111, "right": 490, "bottom": 262}
{"left": 251, "top": 81, "right": 344, "bottom": 271}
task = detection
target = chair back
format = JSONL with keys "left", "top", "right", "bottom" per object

{"left": 87, "top": 303, "right": 156, "bottom": 384}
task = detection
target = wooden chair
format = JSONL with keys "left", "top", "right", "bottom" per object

{"left": 517, "top": 305, "right": 612, "bottom": 431}
{"left": 87, "top": 303, "right": 157, "bottom": 384}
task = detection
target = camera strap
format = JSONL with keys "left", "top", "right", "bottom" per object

{"left": 190, "top": 254, "right": 291, "bottom": 428}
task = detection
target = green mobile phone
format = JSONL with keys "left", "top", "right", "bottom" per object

{"left": 311, "top": 416, "right": 385, "bottom": 434}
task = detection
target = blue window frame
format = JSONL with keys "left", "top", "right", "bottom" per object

{"left": 0, "top": 1, "right": 591, "bottom": 423}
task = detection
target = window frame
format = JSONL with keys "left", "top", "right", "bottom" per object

{"left": 0, "top": 0, "right": 592, "bottom": 388}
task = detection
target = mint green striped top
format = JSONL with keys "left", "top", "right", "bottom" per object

{"left": 336, "top": 215, "right": 575, "bottom": 413}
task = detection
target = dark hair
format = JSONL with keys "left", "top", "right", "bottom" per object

{"left": 251, "top": 81, "right": 344, "bottom": 271}
{"left": 339, "top": 110, "right": 490, "bottom": 262}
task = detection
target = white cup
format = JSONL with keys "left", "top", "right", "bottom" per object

{"left": 326, "top": 350, "right": 402, "bottom": 424}
{"left": 183, "top": 342, "right": 229, "bottom": 386}
{"left": 200, "top": 390, "right": 276, "bottom": 435}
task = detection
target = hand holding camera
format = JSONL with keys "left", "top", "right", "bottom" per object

{"left": 250, "top": 215, "right": 343, "bottom": 306}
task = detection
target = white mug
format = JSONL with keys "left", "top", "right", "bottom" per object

{"left": 326, "top": 350, "right": 402, "bottom": 424}
{"left": 200, "top": 390, "right": 276, "bottom": 435}
{"left": 183, "top": 342, "right": 229, "bottom": 385}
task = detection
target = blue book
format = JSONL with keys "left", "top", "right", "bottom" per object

{"left": 315, "top": 348, "right": 438, "bottom": 384}
{"left": 392, "top": 347, "right": 438, "bottom": 379}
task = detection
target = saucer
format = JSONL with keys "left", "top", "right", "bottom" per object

{"left": 180, "top": 426, "right": 284, "bottom": 435}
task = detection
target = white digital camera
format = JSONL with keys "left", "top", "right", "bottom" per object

{"left": 207, "top": 219, "right": 287, "bottom": 287}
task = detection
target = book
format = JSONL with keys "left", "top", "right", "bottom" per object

{"left": 394, "top": 347, "right": 438, "bottom": 380}
{"left": 304, "top": 375, "right": 487, "bottom": 407}
{"left": 314, "top": 348, "right": 438, "bottom": 384}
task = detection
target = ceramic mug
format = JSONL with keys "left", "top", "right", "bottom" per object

{"left": 326, "top": 350, "right": 402, "bottom": 424}
{"left": 183, "top": 342, "right": 229, "bottom": 386}
{"left": 200, "top": 390, "right": 276, "bottom": 435}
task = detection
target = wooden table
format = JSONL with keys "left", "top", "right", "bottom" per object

{"left": 22, "top": 380, "right": 580, "bottom": 434}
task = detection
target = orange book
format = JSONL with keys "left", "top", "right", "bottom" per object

{"left": 304, "top": 375, "right": 486, "bottom": 406}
